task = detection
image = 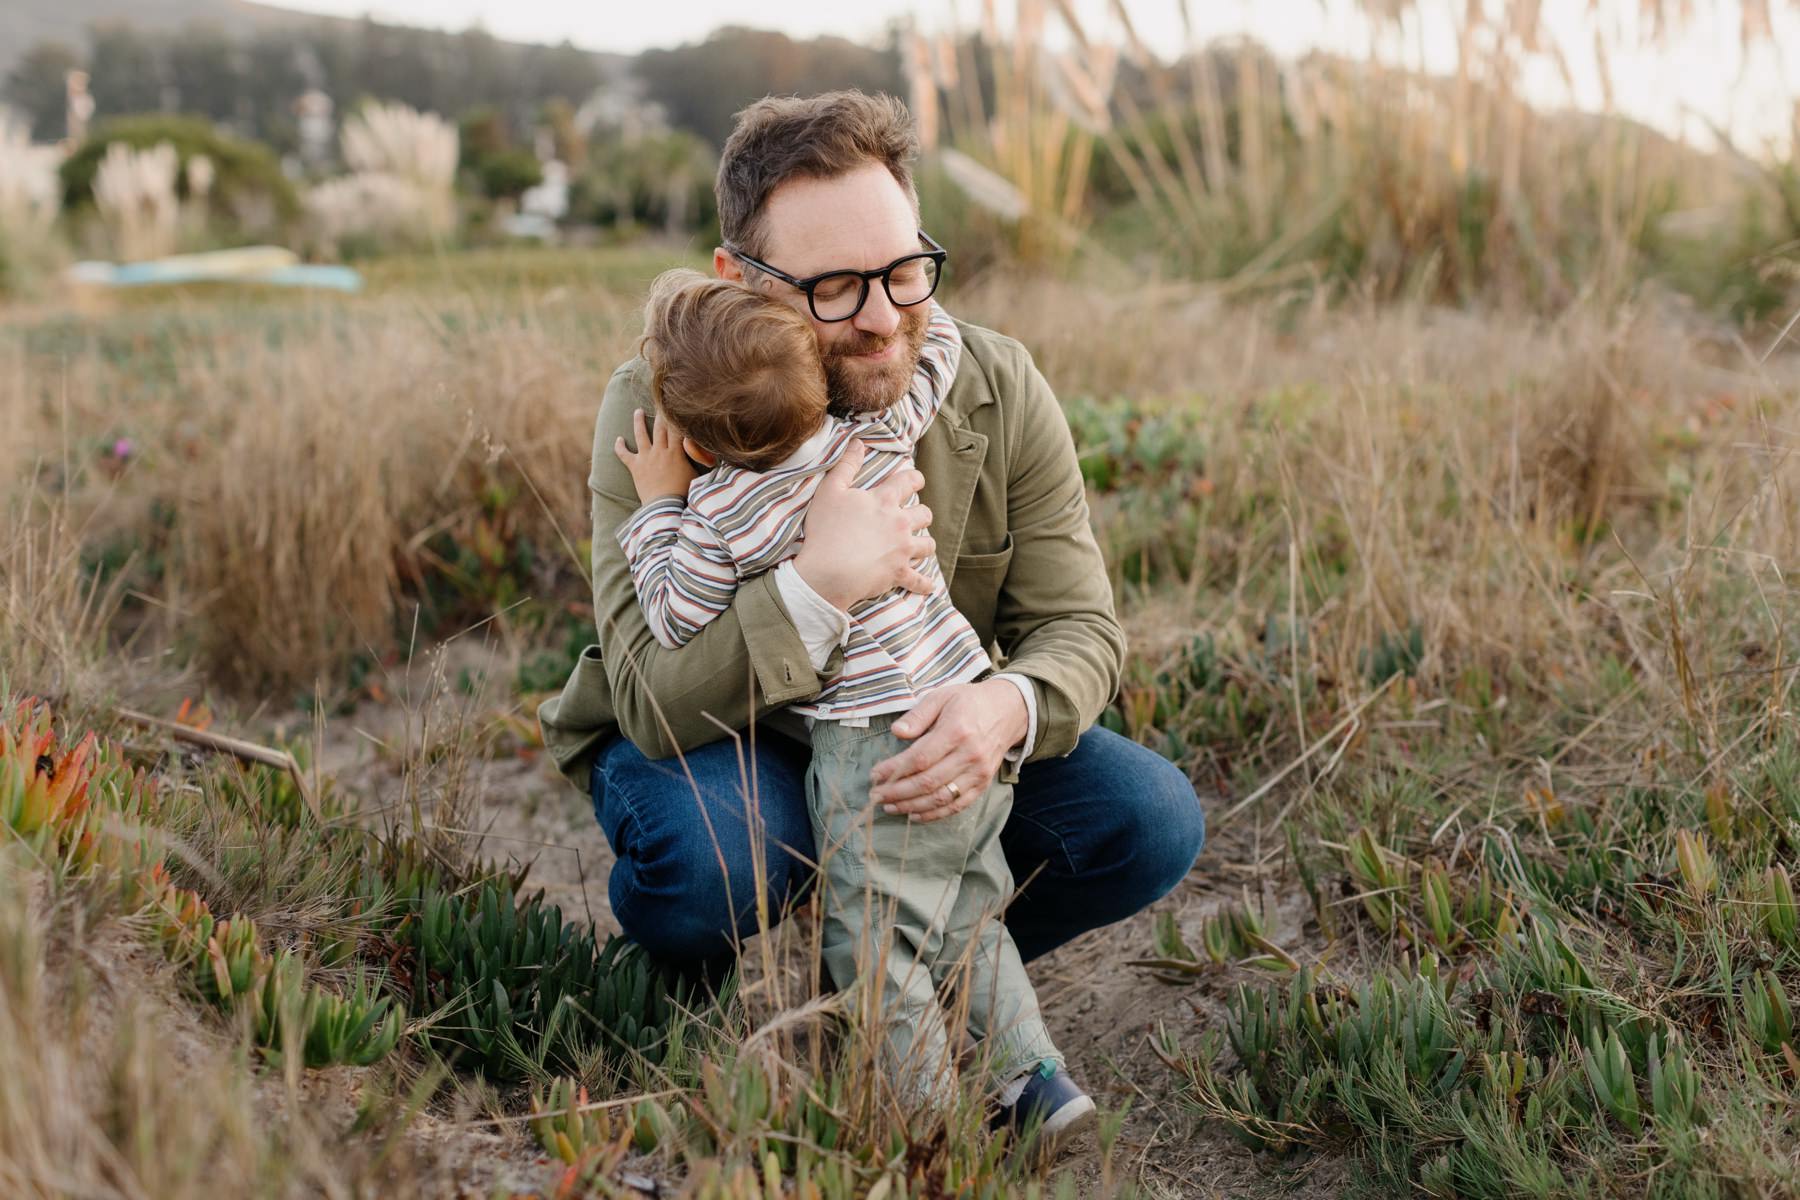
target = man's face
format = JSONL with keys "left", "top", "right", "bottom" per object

{"left": 715, "top": 162, "right": 929, "bottom": 417}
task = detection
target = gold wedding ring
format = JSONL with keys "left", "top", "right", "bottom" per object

{"left": 945, "top": 781, "right": 962, "bottom": 800}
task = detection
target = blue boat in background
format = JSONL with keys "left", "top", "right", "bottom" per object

{"left": 69, "top": 247, "right": 362, "bottom": 293}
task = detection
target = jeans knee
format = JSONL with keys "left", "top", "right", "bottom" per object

{"left": 612, "top": 821, "right": 810, "bottom": 964}
{"left": 615, "top": 886, "right": 733, "bottom": 963}
{"left": 591, "top": 732, "right": 817, "bottom": 967}
{"left": 1135, "top": 755, "right": 1206, "bottom": 894}
{"left": 611, "top": 844, "right": 744, "bottom": 963}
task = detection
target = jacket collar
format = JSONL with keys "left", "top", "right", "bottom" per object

{"left": 939, "top": 317, "right": 999, "bottom": 429}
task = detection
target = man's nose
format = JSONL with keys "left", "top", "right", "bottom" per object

{"left": 853, "top": 284, "right": 901, "bottom": 338}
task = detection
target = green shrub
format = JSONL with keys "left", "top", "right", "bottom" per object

{"left": 457, "top": 106, "right": 511, "bottom": 170}
{"left": 474, "top": 148, "right": 543, "bottom": 200}
{"left": 569, "top": 131, "right": 716, "bottom": 234}
{"left": 60, "top": 114, "right": 299, "bottom": 231}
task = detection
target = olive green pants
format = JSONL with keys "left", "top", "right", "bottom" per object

{"left": 807, "top": 715, "right": 1062, "bottom": 1105}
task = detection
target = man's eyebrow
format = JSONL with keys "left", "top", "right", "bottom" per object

{"left": 791, "top": 242, "right": 927, "bottom": 278}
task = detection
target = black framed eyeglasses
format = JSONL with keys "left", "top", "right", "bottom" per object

{"left": 723, "top": 230, "right": 947, "bottom": 323}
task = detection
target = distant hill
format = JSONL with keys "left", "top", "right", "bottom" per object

{"left": 0, "top": 0, "right": 333, "bottom": 75}
{"left": 2, "top": 0, "right": 640, "bottom": 147}
{"left": 0, "top": 0, "right": 633, "bottom": 84}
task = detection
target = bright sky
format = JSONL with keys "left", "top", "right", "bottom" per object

{"left": 278, "top": 0, "right": 1800, "bottom": 152}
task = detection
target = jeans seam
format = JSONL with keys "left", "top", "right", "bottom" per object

{"left": 597, "top": 754, "right": 648, "bottom": 858}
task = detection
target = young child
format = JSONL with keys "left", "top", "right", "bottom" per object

{"left": 611, "top": 268, "right": 1095, "bottom": 1141}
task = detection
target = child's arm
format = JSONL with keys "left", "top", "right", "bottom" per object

{"left": 614, "top": 408, "right": 738, "bottom": 651}
{"left": 878, "top": 302, "right": 961, "bottom": 447}
{"left": 616, "top": 504, "right": 739, "bottom": 651}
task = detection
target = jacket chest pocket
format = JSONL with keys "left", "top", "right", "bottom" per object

{"left": 947, "top": 534, "right": 1014, "bottom": 646}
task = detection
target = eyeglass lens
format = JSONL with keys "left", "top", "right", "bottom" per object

{"left": 810, "top": 255, "right": 941, "bottom": 321}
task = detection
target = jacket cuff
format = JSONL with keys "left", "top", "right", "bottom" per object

{"left": 992, "top": 658, "right": 1086, "bottom": 765}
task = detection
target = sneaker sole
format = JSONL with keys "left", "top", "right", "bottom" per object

{"left": 1025, "top": 1095, "right": 1098, "bottom": 1164}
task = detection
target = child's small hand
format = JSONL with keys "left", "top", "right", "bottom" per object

{"left": 615, "top": 408, "right": 698, "bottom": 503}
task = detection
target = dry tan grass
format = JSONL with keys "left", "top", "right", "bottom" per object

{"left": 4, "top": 296, "right": 631, "bottom": 693}
{"left": 915, "top": 1, "right": 1784, "bottom": 316}
{"left": 5, "top": 269, "right": 1796, "bottom": 731}
{"left": 5, "top": 249, "right": 1799, "bottom": 1197}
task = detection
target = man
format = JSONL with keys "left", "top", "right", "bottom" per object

{"left": 539, "top": 90, "right": 1204, "bottom": 978}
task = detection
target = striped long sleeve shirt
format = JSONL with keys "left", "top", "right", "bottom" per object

{"left": 617, "top": 304, "right": 990, "bottom": 722}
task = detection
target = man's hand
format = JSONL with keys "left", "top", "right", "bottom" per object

{"left": 868, "top": 679, "right": 1028, "bottom": 822}
{"left": 614, "top": 408, "right": 697, "bottom": 503}
{"left": 793, "top": 439, "right": 936, "bottom": 610}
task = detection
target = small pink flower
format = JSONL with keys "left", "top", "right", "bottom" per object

{"left": 110, "top": 438, "right": 133, "bottom": 460}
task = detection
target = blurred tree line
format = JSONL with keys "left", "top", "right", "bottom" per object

{"left": 3, "top": 19, "right": 902, "bottom": 155}
{"left": 8, "top": 22, "right": 593, "bottom": 150}
{"left": 635, "top": 28, "right": 902, "bottom": 146}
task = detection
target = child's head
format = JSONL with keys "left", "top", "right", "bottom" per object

{"left": 640, "top": 268, "right": 830, "bottom": 472}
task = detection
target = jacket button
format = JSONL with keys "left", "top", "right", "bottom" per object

{"left": 784, "top": 662, "right": 795, "bottom": 684}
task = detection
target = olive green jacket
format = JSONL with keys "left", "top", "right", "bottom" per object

{"left": 536, "top": 319, "right": 1124, "bottom": 790}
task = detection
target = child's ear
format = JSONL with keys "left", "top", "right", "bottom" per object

{"left": 683, "top": 437, "right": 718, "bottom": 468}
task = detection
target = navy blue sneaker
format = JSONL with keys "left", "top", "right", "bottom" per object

{"left": 991, "top": 1061, "right": 1097, "bottom": 1154}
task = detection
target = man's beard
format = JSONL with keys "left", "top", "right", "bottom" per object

{"left": 822, "top": 303, "right": 931, "bottom": 418}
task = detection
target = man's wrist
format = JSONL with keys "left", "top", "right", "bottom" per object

{"left": 992, "top": 672, "right": 1039, "bottom": 758}
{"left": 980, "top": 676, "right": 1030, "bottom": 751}
{"left": 791, "top": 548, "right": 856, "bottom": 612}
{"left": 773, "top": 561, "right": 851, "bottom": 672}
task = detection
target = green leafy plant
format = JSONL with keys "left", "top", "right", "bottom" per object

{"left": 1581, "top": 1024, "right": 1642, "bottom": 1134}
{"left": 299, "top": 970, "right": 404, "bottom": 1068}
{"left": 404, "top": 879, "right": 700, "bottom": 1079}
{"left": 1761, "top": 865, "right": 1797, "bottom": 951}
{"left": 1136, "top": 896, "right": 1295, "bottom": 978}
{"left": 1420, "top": 860, "right": 1463, "bottom": 951}
{"left": 1645, "top": 1031, "right": 1703, "bottom": 1129}
{"left": 1345, "top": 828, "right": 1409, "bottom": 934}
{"left": 1741, "top": 970, "right": 1794, "bottom": 1055}
{"left": 531, "top": 1076, "right": 623, "bottom": 1165}
{"left": 1673, "top": 829, "right": 1718, "bottom": 902}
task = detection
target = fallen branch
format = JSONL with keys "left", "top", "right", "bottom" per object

{"left": 115, "top": 706, "right": 319, "bottom": 820}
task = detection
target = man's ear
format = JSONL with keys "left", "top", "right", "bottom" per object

{"left": 714, "top": 247, "right": 741, "bottom": 282}
{"left": 683, "top": 437, "right": 718, "bottom": 468}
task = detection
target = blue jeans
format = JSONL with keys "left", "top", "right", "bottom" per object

{"left": 591, "top": 723, "right": 1206, "bottom": 970}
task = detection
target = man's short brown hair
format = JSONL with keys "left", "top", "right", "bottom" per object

{"left": 640, "top": 269, "right": 830, "bottom": 473}
{"left": 716, "top": 90, "right": 920, "bottom": 259}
